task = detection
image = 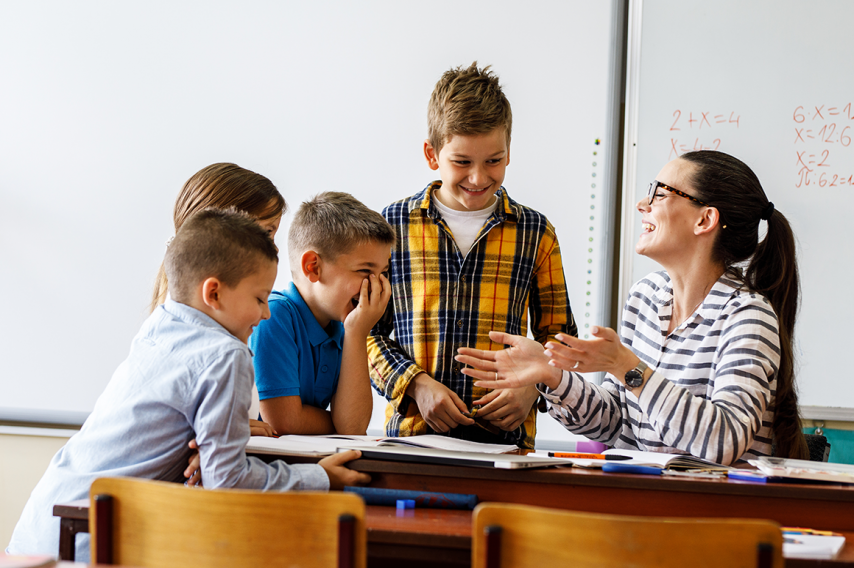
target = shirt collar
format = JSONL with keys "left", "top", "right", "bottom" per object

{"left": 651, "top": 270, "right": 745, "bottom": 321}
{"left": 282, "top": 282, "right": 345, "bottom": 349}
{"left": 161, "top": 298, "right": 246, "bottom": 344}
{"left": 409, "top": 181, "right": 518, "bottom": 222}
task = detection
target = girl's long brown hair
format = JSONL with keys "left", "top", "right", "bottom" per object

{"left": 151, "top": 163, "right": 285, "bottom": 311}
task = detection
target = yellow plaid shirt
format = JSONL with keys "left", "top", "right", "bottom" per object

{"left": 367, "top": 182, "right": 576, "bottom": 448}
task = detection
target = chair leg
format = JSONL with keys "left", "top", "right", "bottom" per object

{"left": 756, "top": 542, "right": 773, "bottom": 568}
{"left": 485, "top": 525, "right": 502, "bottom": 568}
{"left": 94, "top": 494, "right": 114, "bottom": 565}
{"left": 338, "top": 513, "right": 356, "bottom": 568}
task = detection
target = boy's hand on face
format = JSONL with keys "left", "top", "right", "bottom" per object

{"left": 472, "top": 386, "right": 540, "bottom": 432}
{"left": 319, "top": 450, "right": 371, "bottom": 490}
{"left": 344, "top": 273, "right": 391, "bottom": 336}
{"left": 406, "top": 373, "right": 475, "bottom": 433}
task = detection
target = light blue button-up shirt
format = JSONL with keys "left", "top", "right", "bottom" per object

{"left": 7, "top": 300, "right": 328, "bottom": 561}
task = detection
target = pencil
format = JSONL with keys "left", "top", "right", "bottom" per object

{"left": 547, "top": 452, "right": 631, "bottom": 460}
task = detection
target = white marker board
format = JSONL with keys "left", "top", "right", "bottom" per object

{"left": 620, "top": 0, "right": 854, "bottom": 418}
{"left": 0, "top": 1, "right": 625, "bottom": 442}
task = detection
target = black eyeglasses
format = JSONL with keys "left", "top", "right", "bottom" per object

{"left": 647, "top": 180, "right": 708, "bottom": 206}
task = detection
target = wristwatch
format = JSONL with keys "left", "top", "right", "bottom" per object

{"left": 624, "top": 360, "right": 649, "bottom": 390}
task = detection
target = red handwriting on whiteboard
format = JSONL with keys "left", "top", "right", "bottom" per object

{"left": 668, "top": 110, "right": 740, "bottom": 159}
{"left": 793, "top": 104, "right": 854, "bottom": 189}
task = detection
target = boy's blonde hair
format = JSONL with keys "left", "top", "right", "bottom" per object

{"left": 427, "top": 61, "right": 513, "bottom": 154}
{"left": 288, "top": 192, "right": 395, "bottom": 269}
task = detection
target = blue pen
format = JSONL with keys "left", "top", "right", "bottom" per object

{"left": 727, "top": 470, "right": 768, "bottom": 483}
{"left": 602, "top": 463, "right": 662, "bottom": 476}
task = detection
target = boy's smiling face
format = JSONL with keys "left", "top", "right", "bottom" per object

{"left": 425, "top": 127, "right": 510, "bottom": 212}
{"left": 211, "top": 258, "right": 278, "bottom": 344}
{"left": 305, "top": 240, "right": 391, "bottom": 329}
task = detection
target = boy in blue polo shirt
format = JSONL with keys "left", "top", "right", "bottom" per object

{"left": 250, "top": 192, "right": 394, "bottom": 435}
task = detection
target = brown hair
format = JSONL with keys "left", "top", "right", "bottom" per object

{"left": 152, "top": 163, "right": 285, "bottom": 310}
{"left": 287, "top": 192, "right": 395, "bottom": 269}
{"left": 680, "top": 150, "right": 808, "bottom": 460}
{"left": 427, "top": 61, "right": 512, "bottom": 154}
{"left": 164, "top": 208, "right": 278, "bottom": 305}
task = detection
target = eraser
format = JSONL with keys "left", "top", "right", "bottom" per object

{"left": 396, "top": 499, "right": 415, "bottom": 509}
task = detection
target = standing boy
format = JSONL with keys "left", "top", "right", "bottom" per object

{"left": 368, "top": 63, "right": 577, "bottom": 449}
{"left": 7, "top": 209, "right": 368, "bottom": 561}
{"left": 251, "top": 192, "right": 394, "bottom": 435}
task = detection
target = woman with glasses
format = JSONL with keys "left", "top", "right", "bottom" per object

{"left": 455, "top": 150, "right": 808, "bottom": 465}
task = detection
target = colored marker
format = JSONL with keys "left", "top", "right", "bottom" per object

{"left": 602, "top": 463, "right": 662, "bottom": 476}
{"left": 548, "top": 452, "right": 631, "bottom": 460}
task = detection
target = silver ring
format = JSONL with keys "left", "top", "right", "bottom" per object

{"left": 495, "top": 371, "right": 498, "bottom": 381}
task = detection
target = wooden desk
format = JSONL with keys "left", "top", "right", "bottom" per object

{"left": 55, "top": 456, "right": 854, "bottom": 567}
{"left": 341, "top": 456, "right": 854, "bottom": 532}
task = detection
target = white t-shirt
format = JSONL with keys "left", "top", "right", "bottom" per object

{"left": 432, "top": 194, "right": 499, "bottom": 255}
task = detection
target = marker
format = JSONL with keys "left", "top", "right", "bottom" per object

{"left": 782, "top": 527, "right": 843, "bottom": 537}
{"left": 548, "top": 452, "right": 631, "bottom": 460}
{"left": 602, "top": 463, "right": 662, "bottom": 476}
{"left": 727, "top": 470, "right": 767, "bottom": 483}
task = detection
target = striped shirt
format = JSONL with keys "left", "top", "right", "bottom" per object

{"left": 540, "top": 271, "right": 778, "bottom": 465}
{"left": 368, "top": 182, "right": 576, "bottom": 448}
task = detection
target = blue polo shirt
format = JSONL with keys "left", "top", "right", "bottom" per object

{"left": 250, "top": 282, "right": 345, "bottom": 409}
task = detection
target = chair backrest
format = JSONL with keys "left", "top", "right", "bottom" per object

{"left": 472, "top": 503, "right": 783, "bottom": 568}
{"left": 90, "top": 477, "right": 366, "bottom": 568}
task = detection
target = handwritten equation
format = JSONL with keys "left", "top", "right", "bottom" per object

{"left": 794, "top": 104, "right": 854, "bottom": 188}
{"left": 668, "top": 110, "right": 741, "bottom": 159}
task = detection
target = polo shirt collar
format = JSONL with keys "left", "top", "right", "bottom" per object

{"left": 283, "top": 282, "right": 345, "bottom": 349}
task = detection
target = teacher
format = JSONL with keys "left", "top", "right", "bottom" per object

{"left": 456, "top": 150, "right": 808, "bottom": 465}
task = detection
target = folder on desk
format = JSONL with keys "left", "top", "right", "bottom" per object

{"left": 336, "top": 445, "right": 574, "bottom": 469}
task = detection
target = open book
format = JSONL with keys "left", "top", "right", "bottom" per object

{"left": 246, "top": 434, "right": 517, "bottom": 457}
{"left": 603, "top": 449, "right": 730, "bottom": 471}
{"left": 749, "top": 457, "right": 854, "bottom": 484}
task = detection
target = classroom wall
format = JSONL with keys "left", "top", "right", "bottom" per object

{"left": 0, "top": 431, "right": 70, "bottom": 549}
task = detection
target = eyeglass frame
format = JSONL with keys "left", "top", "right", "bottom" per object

{"left": 647, "top": 180, "right": 709, "bottom": 207}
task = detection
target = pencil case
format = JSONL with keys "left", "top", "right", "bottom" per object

{"left": 343, "top": 486, "right": 478, "bottom": 509}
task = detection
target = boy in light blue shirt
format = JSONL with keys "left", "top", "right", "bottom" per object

{"left": 7, "top": 209, "right": 369, "bottom": 562}
{"left": 251, "top": 192, "right": 394, "bottom": 435}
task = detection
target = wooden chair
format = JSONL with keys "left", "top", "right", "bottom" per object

{"left": 89, "top": 477, "right": 365, "bottom": 568}
{"left": 472, "top": 502, "right": 783, "bottom": 568}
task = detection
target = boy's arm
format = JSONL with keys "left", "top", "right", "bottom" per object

{"left": 333, "top": 274, "right": 391, "bottom": 434}
{"left": 192, "top": 350, "right": 331, "bottom": 491}
{"left": 530, "top": 222, "right": 577, "bottom": 344}
{"left": 260, "top": 395, "right": 335, "bottom": 435}
{"left": 366, "top": 288, "right": 424, "bottom": 413}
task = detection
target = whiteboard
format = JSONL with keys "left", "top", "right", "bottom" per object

{"left": 0, "top": 1, "right": 625, "bottom": 442}
{"left": 620, "top": 0, "right": 854, "bottom": 417}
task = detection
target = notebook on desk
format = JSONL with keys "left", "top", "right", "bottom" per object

{"left": 336, "top": 445, "right": 574, "bottom": 469}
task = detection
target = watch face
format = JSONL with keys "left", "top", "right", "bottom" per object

{"left": 625, "top": 369, "right": 644, "bottom": 388}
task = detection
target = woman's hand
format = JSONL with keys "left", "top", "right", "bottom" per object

{"left": 456, "top": 331, "right": 562, "bottom": 390}
{"left": 547, "top": 326, "right": 638, "bottom": 380}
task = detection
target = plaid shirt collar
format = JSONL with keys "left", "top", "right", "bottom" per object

{"left": 408, "top": 180, "right": 519, "bottom": 222}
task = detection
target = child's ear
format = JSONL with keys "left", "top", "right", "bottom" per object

{"left": 301, "top": 251, "right": 322, "bottom": 282}
{"left": 423, "top": 140, "right": 440, "bottom": 171}
{"left": 200, "top": 277, "right": 224, "bottom": 310}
